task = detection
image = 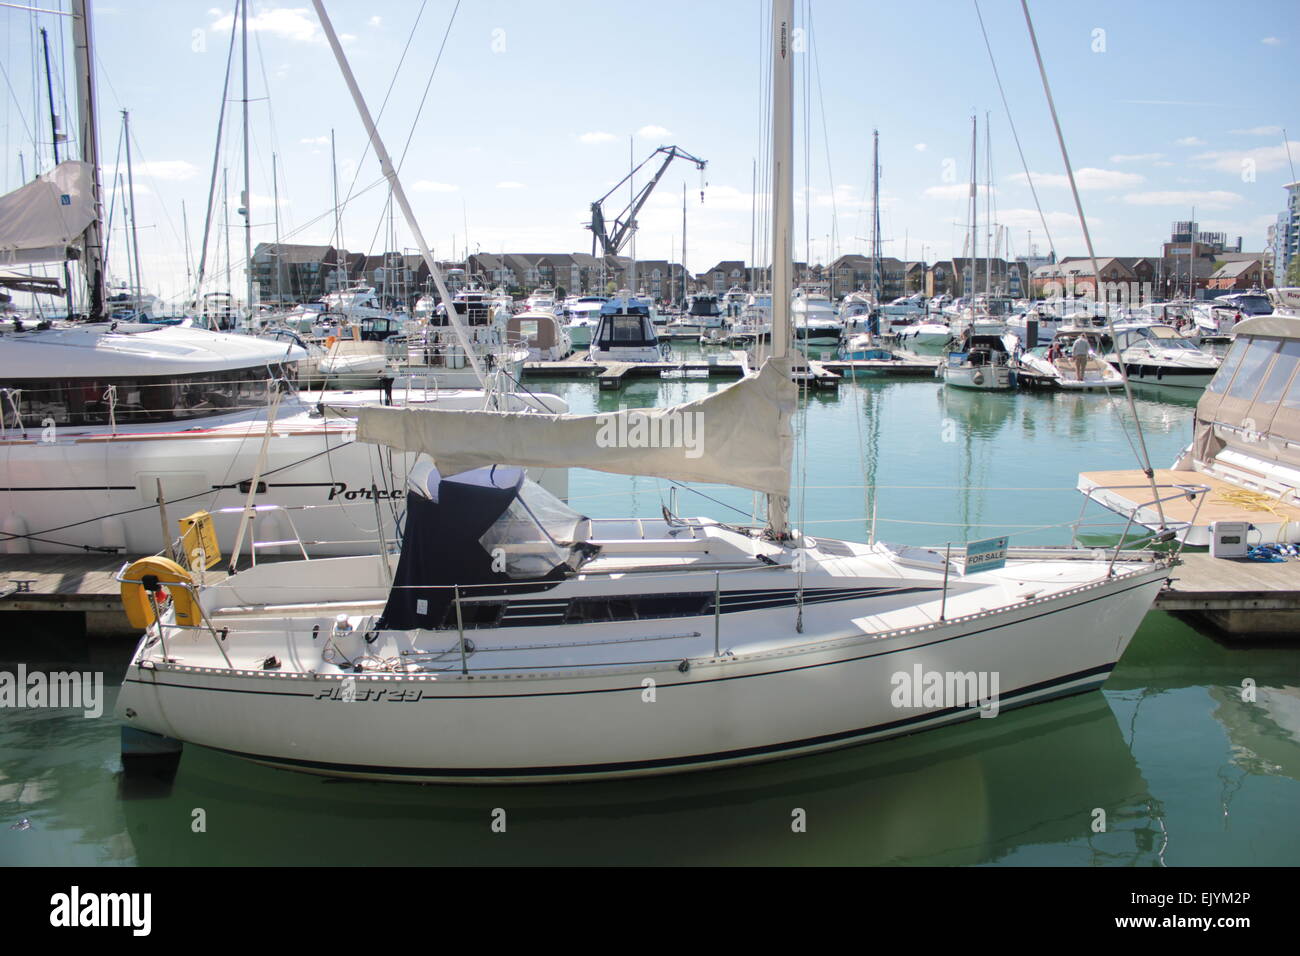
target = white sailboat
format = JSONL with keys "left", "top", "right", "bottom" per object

{"left": 115, "top": 0, "right": 1178, "bottom": 782}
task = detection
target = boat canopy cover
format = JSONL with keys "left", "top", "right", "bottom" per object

{"left": 356, "top": 358, "right": 798, "bottom": 497}
{"left": 1194, "top": 324, "right": 1300, "bottom": 467}
{"left": 378, "top": 464, "right": 589, "bottom": 630}
{"left": 0, "top": 161, "right": 96, "bottom": 266}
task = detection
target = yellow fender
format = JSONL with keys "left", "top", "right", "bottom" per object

{"left": 121, "top": 556, "right": 200, "bottom": 630}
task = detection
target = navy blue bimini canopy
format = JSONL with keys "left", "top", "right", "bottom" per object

{"left": 378, "top": 464, "right": 579, "bottom": 631}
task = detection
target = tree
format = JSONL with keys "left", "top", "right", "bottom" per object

{"left": 1286, "top": 257, "right": 1300, "bottom": 287}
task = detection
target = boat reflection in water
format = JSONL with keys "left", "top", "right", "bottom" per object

{"left": 118, "top": 690, "right": 1151, "bottom": 866}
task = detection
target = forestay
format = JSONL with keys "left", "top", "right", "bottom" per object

{"left": 357, "top": 358, "right": 798, "bottom": 497}
{"left": 0, "top": 161, "right": 97, "bottom": 266}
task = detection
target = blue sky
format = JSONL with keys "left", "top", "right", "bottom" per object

{"left": 3, "top": 0, "right": 1296, "bottom": 302}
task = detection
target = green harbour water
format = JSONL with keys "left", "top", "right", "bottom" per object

{"left": 2, "top": 365, "right": 1298, "bottom": 866}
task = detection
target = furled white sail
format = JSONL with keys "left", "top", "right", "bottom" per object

{"left": 0, "top": 161, "right": 96, "bottom": 266}
{"left": 357, "top": 358, "right": 798, "bottom": 496}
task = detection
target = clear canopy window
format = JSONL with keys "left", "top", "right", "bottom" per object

{"left": 478, "top": 481, "right": 591, "bottom": 579}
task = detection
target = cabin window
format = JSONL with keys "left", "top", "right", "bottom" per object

{"left": 477, "top": 481, "right": 589, "bottom": 579}
{"left": 4, "top": 365, "right": 293, "bottom": 427}
{"left": 608, "top": 315, "right": 646, "bottom": 343}
{"left": 1206, "top": 338, "right": 1247, "bottom": 395}
{"left": 1253, "top": 340, "right": 1300, "bottom": 406}
{"left": 1225, "top": 339, "right": 1280, "bottom": 401}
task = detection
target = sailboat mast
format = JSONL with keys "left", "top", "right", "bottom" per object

{"left": 71, "top": 0, "right": 106, "bottom": 319}
{"left": 310, "top": 0, "right": 485, "bottom": 385}
{"left": 968, "top": 114, "right": 976, "bottom": 298}
{"left": 331, "top": 128, "right": 343, "bottom": 287}
{"left": 750, "top": 157, "right": 757, "bottom": 295}
{"left": 767, "top": 0, "right": 794, "bottom": 539}
{"left": 985, "top": 110, "right": 991, "bottom": 296}
{"left": 240, "top": 0, "right": 253, "bottom": 315}
{"left": 770, "top": 0, "right": 793, "bottom": 363}
{"left": 871, "top": 128, "right": 880, "bottom": 301}
{"left": 122, "top": 109, "right": 143, "bottom": 307}
{"left": 222, "top": 167, "right": 231, "bottom": 303}
{"left": 681, "top": 181, "right": 687, "bottom": 298}
{"left": 272, "top": 153, "right": 283, "bottom": 305}
{"left": 41, "top": 26, "right": 75, "bottom": 317}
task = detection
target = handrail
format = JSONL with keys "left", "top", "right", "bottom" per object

{"left": 1072, "top": 480, "right": 1210, "bottom": 573}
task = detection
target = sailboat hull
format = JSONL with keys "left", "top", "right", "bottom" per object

{"left": 116, "top": 561, "right": 1166, "bottom": 783}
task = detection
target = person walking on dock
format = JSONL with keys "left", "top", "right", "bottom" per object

{"left": 1071, "top": 334, "right": 1090, "bottom": 381}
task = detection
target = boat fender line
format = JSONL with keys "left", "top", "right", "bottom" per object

{"left": 677, "top": 659, "right": 691, "bottom": 673}
{"left": 120, "top": 557, "right": 199, "bottom": 629}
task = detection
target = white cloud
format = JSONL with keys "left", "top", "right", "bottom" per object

{"left": 368, "top": 16, "right": 382, "bottom": 27}
{"left": 109, "top": 159, "right": 199, "bottom": 182}
{"left": 412, "top": 180, "right": 458, "bottom": 192}
{"left": 578, "top": 131, "right": 617, "bottom": 144}
{"left": 1175, "top": 136, "right": 1206, "bottom": 147}
{"left": 913, "top": 143, "right": 927, "bottom": 152}
{"left": 1262, "top": 36, "right": 1282, "bottom": 46}
{"left": 1009, "top": 168, "right": 1144, "bottom": 190}
{"left": 300, "top": 136, "right": 330, "bottom": 146}
{"left": 210, "top": 7, "right": 322, "bottom": 44}
{"left": 1229, "top": 125, "right": 1282, "bottom": 136}
{"left": 637, "top": 125, "right": 671, "bottom": 139}
{"left": 1191, "top": 140, "right": 1300, "bottom": 174}
{"left": 922, "top": 183, "right": 995, "bottom": 200}
{"left": 1122, "top": 190, "right": 1242, "bottom": 209}
{"left": 1109, "top": 153, "right": 1163, "bottom": 163}
{"left": 496, "top": 181, "right": 525, "bottom": 189}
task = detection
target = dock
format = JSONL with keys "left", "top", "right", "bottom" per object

{"left": 1155, "top": 552, "right": 1300, "bottom": 639}
{"left": 2, "top": 553, "right": 139, "bottom": 635}
{"left": 523, "top": 350, "right": 939, "bottom": 390}
{"left": 0, "top": 553, "right": 247, "bottom": 637}
{"left": 524, "top": 352, "right": 845, "bottom": 390}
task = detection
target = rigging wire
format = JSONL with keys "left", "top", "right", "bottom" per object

{"left": 1019, "top": 0, "right": 1165, "bottom": 528}
{"left": 973, "top": 0, "right": 1056, "bottom": 259}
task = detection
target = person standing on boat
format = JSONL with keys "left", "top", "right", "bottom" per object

{"left": 1071, "top": 333, "right": 1090, "bottom": 381}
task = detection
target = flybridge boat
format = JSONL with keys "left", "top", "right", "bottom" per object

{"left": 506, "top": 310, "right": 571, "bottom": 361}
{"left": 792, "top": 287, "right": 842, "bottom": 341}
{"left": 896, "top": 317, "right": 951, "bottom": 349}
{"left": 396, "top": 289, "right": 526, "bottom": 388}
{"left": 1107, "top": 323, "right": 1221, "bottom": 390}
{"left": 563, "top": 295, "right": 606, "bottom": 349}
{"left": 837, "top": 291, "right": 875, "bottom": 327}
{"left": 678, "top": 293, "right": 726, "bottom": 330}
{"left": 0, "top": 321, "right": 567, "bottom": 557}
{"left": 114, "top": 0, "right": 1181, "bottom": 786}
{"left": 588, "top": 296, "right": 664, "bottom": 363}
{"left": 525, "top": 287, "right": 560, "bottom": 315}
{"left": 938, "top": 321, "right": 1015, "bottom": 390}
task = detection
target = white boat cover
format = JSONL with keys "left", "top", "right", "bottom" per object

{"left": 357, "top": 358, "right": 798, "bottom": 496}
{"left": 0, "top": 161, "right": 97, "bottom": 266}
